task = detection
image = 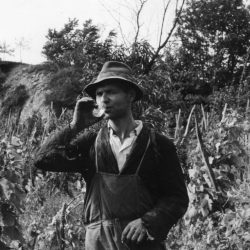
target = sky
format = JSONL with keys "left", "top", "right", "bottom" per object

{"left": 0, "top": 0, "right": 179, "bottom": 64}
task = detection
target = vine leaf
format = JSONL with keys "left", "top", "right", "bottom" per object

{"left": 0, "top": 204, "right": 16, "bottom": 227}
{"left": 0, "top": 177, "right": 25, "bottom": 211}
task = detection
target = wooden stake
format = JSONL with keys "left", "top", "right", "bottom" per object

{"left": 221, "top": 103, "right": 228, "bottom": 123}
{"left": 4, "top": 108, "right": 11, "bottom": 136}
{"left": 175, "top": 109, "right": 181, "bottom": 139}
{"left": 180, "top": 105, "right": 196, "bottom": 145}
{"left": 201, "top": 104, "right": 207, "bottom": 130}
{"left": 246, "top": 99, "right": 249, "bottom": 115}
{"left": 195, "top": 115, "right": 218, "bottom": 191}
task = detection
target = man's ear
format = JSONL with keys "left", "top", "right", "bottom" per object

{"left": 128, "top": 89, "right": 136, "bottom": 103}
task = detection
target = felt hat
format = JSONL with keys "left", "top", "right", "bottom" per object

{"left": 84, "top": 61, "right": 143, "bottom": 101}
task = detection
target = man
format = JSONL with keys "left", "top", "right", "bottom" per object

{"left": 34, "top": 61, "right": 189, "bottom": 250}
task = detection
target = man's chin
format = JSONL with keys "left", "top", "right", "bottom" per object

{"left": 103, "top": 113, "right": 112, "bottom": 119}
{"left": 104, "top": 112, "right": 120, "bottom": 120}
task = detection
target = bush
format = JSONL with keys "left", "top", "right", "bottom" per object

{"left": 1, "top": 85, "right": 29, "bottom": 114}
{"left": 0, "top": 69, "right": 7, "bottom": 92}
{"left": 166, "top": 107, "right": 250, "bottom": 249}
{"left": 25, "top": 62, "right": 59, "bottom": 74}
{"left": 44, "top": 66, "right": 96, "bottom": 116}
{"left": 208, "top": 82, "right": 250, "bottom": 113}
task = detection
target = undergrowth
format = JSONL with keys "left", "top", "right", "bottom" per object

{"left": 0, "top": 103, "right": 249, "bottom": 249}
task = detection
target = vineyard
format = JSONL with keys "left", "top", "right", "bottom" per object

{"left": 0, "top": 100, "right": 249, "bottom": 249}
{"left": 1, "top": 0, "right": 250, "bottom": 248}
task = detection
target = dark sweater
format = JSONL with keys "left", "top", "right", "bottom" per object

{"left": 34, "top": 125, "right": 189, "bottom": 241}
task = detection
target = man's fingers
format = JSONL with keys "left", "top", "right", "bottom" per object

{"left": 121, "top": 219, "right": 147, "bottom": 244}
{"left": 78, "top": 96, "right": 94, "bottom": 102}
{"left": 121, "top": 225, "right": 130, "bottom": 242}
{"left": 131, "top": 228, "right": 141, "bottom": 241}
{"left": 126, "top": 226, "right": 136, "bottom": 241}
{"left": 77, "top": 98, "right": 95, "bottom": 109}
{"left": 137, "top": 230, "right": 146, "bottom": 243}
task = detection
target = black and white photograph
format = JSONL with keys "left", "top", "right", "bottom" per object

{"left": 0, "top": 0, "right": 250, "bottom": 249}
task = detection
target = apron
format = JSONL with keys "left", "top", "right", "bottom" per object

{"left": 84, "top": 129, "right": 166, "bottom": 250}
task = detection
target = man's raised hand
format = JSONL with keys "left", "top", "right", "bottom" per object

{"left": 70, "top": 97, "right": 103, "bottom": 132}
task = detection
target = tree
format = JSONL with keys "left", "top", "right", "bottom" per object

{"left": 42, "top": 19, "right": 116, "bottom": 68}
{"left": 143, "top": 0, "right": 186, "bottom": 74}
{"left": 15, "top": 38, "right": 29, "bottom": 62}
{"left": 101, "top": 0, "right": 186, "bottom": 74}
{"left": 42, "top": 19, "right": 122, "bottom": 114}
{"left": 174, "top": 0, "right": 250, "bottom": 95}
{"left": 0, "top": 42, "right": 14, "bottom": 61}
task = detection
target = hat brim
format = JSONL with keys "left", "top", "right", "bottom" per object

{"left": 84, "top": 77, "right": 144, "bottom": 101}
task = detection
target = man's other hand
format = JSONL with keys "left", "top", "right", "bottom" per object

{"left": 121, "top": 218, "right": 147, "bottom": 244}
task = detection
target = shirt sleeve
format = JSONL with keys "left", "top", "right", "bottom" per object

{"left": 141, "top": 134, "right": 189, "bottom": 241}
{"left": 34, "top": 126, "right": 96, "bottom": 174}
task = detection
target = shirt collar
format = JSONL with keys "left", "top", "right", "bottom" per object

{"left": 108, "top": 120, "right": 143, "bottom": 137}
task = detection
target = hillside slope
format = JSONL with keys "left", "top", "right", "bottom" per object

{"left": 0, "top": 63, "right": 54, "bottom": 123}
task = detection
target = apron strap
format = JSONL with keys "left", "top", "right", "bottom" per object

{"left": 94, "top": 128, "right": 103, "bottom": 173}
{"left": 96, "top": 127, "right": 153, "bottom": 175}
{"left": 135, "top": 132, "right": 151, "bottom": 175}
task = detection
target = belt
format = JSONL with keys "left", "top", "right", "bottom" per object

{"left": 85, "top": 218, "right": 130, "bottom": 229}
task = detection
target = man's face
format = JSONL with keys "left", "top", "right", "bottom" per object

{"left": 95, "top": 83, "right": 134, "bottom": 120}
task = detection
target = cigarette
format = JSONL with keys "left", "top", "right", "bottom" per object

{"left": 93, "top": 107, "right": 104, "bottom": 117}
